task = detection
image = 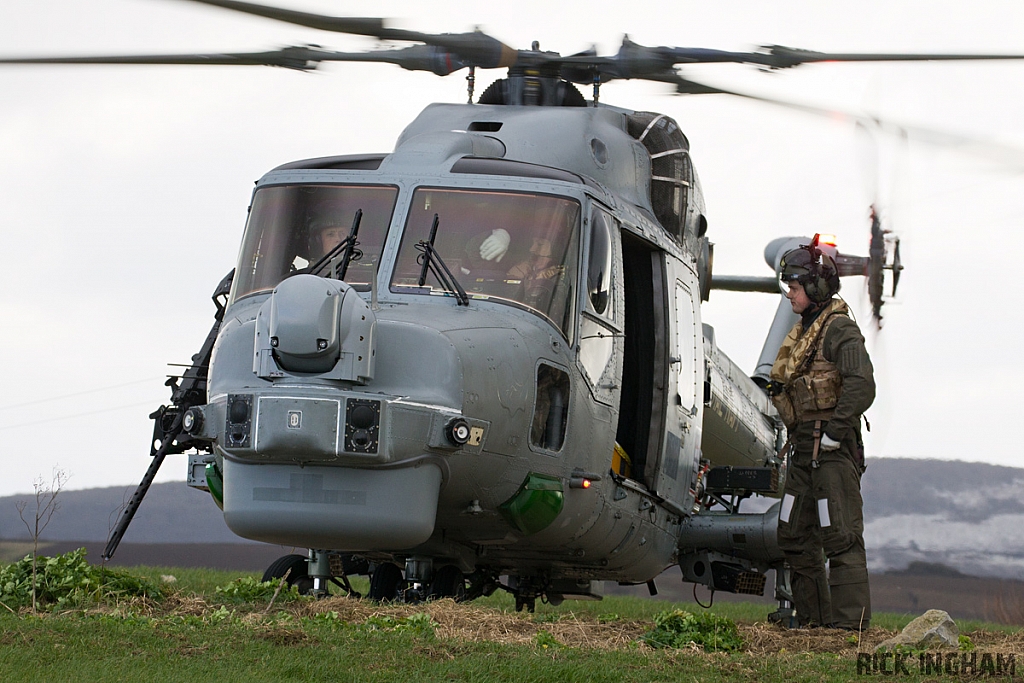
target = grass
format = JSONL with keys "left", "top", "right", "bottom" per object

{"left": 127, "top": 566, "right": 253, "bottom": 596}
{"left": 1, "top": 561, "right": 1022, "bottom": 683}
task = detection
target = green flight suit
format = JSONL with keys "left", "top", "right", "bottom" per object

{"left": 773, "top": 301, "right": 875, "bottom": 629}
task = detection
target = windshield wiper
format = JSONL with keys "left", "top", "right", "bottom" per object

{"left": 310, "top": 208, "right": 363, "bottom": 280}
{"left": 416, "top": 213, "right": 468, "bottom": 306}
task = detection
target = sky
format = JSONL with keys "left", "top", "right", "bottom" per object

{"left": 1, "top": 0, "right": 1023, "bottom": 498}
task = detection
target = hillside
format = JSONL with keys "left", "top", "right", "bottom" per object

{"left": 859, "top": 458, "right": 1024, "bottom": 579}
{"left": 0, "top": 479, "right": 241, "bottom": 545}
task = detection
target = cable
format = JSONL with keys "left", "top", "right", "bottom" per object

{"left": 693, "top": 582, "right": 715, "bottom": 609}
{"left": 0, "top": 376, "right": 164, "bottom": 411}
{"left": 0, "top": 400, "right": 156, "bottom": 431}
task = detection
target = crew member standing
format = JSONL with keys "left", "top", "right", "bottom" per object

{"left": 769, "top": 238, "right": 875, "bottom": 629}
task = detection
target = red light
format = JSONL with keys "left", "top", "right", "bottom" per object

{"left": 582, "top": 479, "right": 592, "bottom": 489}
{"left": 815, "top": 233, "right": 838, "bottom": 247}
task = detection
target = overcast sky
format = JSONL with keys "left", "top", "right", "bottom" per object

{"left": 1, "top": 0, "right": 1023, "bottom": 498}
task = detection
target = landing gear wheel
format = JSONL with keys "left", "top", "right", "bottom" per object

{"left": 262, "top": 554, "right": 314, "bottom": 595}
{"left": 515, "top": 595, "right": 536, "bottom": 613}
{"left": 368, "top": 562, "right": 404, "bottom": 602}
{"left": 428, "top": 565, "right": 466, "bottom": 601}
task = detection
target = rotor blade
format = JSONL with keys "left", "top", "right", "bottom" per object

{"left": 651, "top": 43, "right": 1024, "bottom": 70}
{"left": 0, "top": 46, "right": 326, "bottom": 70}
{"left": 891, "top": 239, "right": 903, "bottom": 296}
{"left": 668, "top": 73, "right": 1024, "bottom": 171}
{"left": 0, "top": 44, "right": 469, "bottom": 75}
{"left": 758, "top": 45, "right": 1024, "bottom": 69}
{"left": 181, "top": 0, "right": 401, "bottom": 39}
{"left": 330, "top": 46, "right": 468, "bottom": 76}
{"left": 181, "top": 0, "right": 518, "bottom": 68}
{"left": 554, "top": 36, "right": 1024, "bottom": 82}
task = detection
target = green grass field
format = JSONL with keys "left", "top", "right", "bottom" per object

{"left": 1, "top": 563, "right": 1021, "bottom": 683}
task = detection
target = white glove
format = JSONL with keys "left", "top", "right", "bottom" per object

{"left": 479, "top": 229, "right": 510, "bottom": 262}
{"left": 820, "top": 433, "right": 841, "bottom": 451}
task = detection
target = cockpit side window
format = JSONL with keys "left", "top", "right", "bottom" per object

{"left": 587, "top": 207, "right": 616, "bottom": 321}
{"left": 229, "top": 184, "right": 399, "bottom": 303}
{"left": 389, "top": 188, "right": 580, "bottom": 339}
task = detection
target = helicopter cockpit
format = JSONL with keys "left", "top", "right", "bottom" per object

{"left": 390, "top": 188, "right": 579, "bottom": 339}
{"left": 229, "top": 181, "right": 582, "bottom": 341}
{"left": 229, "top": 183, "right": 400, "bottom": 302}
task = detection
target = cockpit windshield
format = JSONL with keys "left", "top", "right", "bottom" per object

{"left": 230, "top": 184, "right": 399, "bottom": 302}
{"left": 390, "top": 188, "right": 580, "bottom": 337}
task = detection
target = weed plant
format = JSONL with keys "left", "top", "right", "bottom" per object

{"left": 0, "top": 548, "right": 162, "bottom": 610}
{"left": 641, "top": 609, "right": 743, "bottom": 652}
{"left": 214, "top": 576, "right": 301, "bottom": 603}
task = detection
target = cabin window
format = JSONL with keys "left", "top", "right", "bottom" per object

{"left": 675, "top": 281, "right": 698, "bottom": 411}
{"left": 587, "top": 207, "right": 616, "bottom": 320}
{"left": 531, "top": 364, "right": 570, "bottom": 451}
{"left": 390, "top": 188, "right": 580, "bottom": 339}
{"left": 230, "top": 183, "right": 399, "bottom": 303}
{"left": 578, "top": 205, "right": 622, "bottom": 404}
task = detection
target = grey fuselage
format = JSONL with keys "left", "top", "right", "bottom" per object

{"left": 195, "top": 101, "right": 780, "bottom": 587}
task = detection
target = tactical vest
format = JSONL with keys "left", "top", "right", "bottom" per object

{"left": 770, "top": 301, "right": 847, "bottom": 427}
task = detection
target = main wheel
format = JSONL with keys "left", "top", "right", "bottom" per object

{"left": 368, "top": 562, "right": 404, "bottom": 602}
{"left": 262, "top": 554, "right": 315, "bottom": 595}
{"left": 428, "top": 565, "right": 466, "bottom": 601}
{"left": 515, "top": 595, "right": 536, "bottom": 613}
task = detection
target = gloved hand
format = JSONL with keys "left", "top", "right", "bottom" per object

{"left": 820, "top": 433, "right": 841, "bottom": 451}
{"left": 479, "top": 229, "right": 510, "bottom": 262}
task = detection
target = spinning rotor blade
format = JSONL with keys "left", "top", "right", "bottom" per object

{"left": 5, "top": 0, "right": 1024, "bottom": 138}
{"left": 716, "top": 44, "right": 1024, "bottom": 69}
{"left": 658, "top": 72, "right": 1024, "bottom": 170}
{"left": 0, "top": 44, "right": 469, "bottom": 76}
{"left": 0, "top": 46, "right": 327, "bottom": 70}
{"left": 891, "top": 239, "right": 903, "bottom": 296}
{"left": 182, "top": 0, "right": 517, "bottom": 69}
{"left": 551, "top": 35, "right": 1024, "bottom": 84}
{"left": 5, "top": 1, "right": 1024, "bottom": 88}
{"left": 864, "top": 206, "right": 905, "bottom": 328}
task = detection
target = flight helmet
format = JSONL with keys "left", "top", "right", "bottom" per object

{"left": 779, "top": 236, "right": 841, "bottom": 303}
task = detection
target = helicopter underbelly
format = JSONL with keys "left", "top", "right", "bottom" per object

{"left": 424, "top": 484, "right": 681, "bottom": 583}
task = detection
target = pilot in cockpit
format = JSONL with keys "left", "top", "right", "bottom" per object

{"left": 308, "top": 217, "right": 350, "bottom": 261}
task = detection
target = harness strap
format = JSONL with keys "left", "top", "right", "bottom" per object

{"left": 811, "top": 419, "right": 822, "bottom": 469}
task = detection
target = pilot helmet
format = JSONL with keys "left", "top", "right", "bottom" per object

{"left": 779, "top": 242, "right": 840, "bottom": 303}
{"left": 307, "top": 201, "right": 351, "bottom": 258}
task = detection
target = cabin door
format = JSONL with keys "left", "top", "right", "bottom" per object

{"left": 615, "top": 233, "right": 668, "bottom": 488}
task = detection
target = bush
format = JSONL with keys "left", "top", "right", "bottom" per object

{"left": 0, "top": 548, "right": 163, "bottom": 609}
{"left": 641, "top": 609, "right": 743, "bottom": 652}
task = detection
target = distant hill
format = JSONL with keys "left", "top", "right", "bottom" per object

{"left": 2, "top": 457, "right": 1023, "bottom": 580}
{"left": 0, "top": 481, "right": 244, "bottom": 545}
{"left": 859, "top": 458, "right": 1024, "bottom": 580}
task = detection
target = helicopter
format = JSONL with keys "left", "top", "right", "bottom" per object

{"left": 3, "top": 0, "right": 1021, "bottom": 613}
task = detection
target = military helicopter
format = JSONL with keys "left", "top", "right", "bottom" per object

{"left": 3, "top": 0, "right": 1019, "bottom": 613}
